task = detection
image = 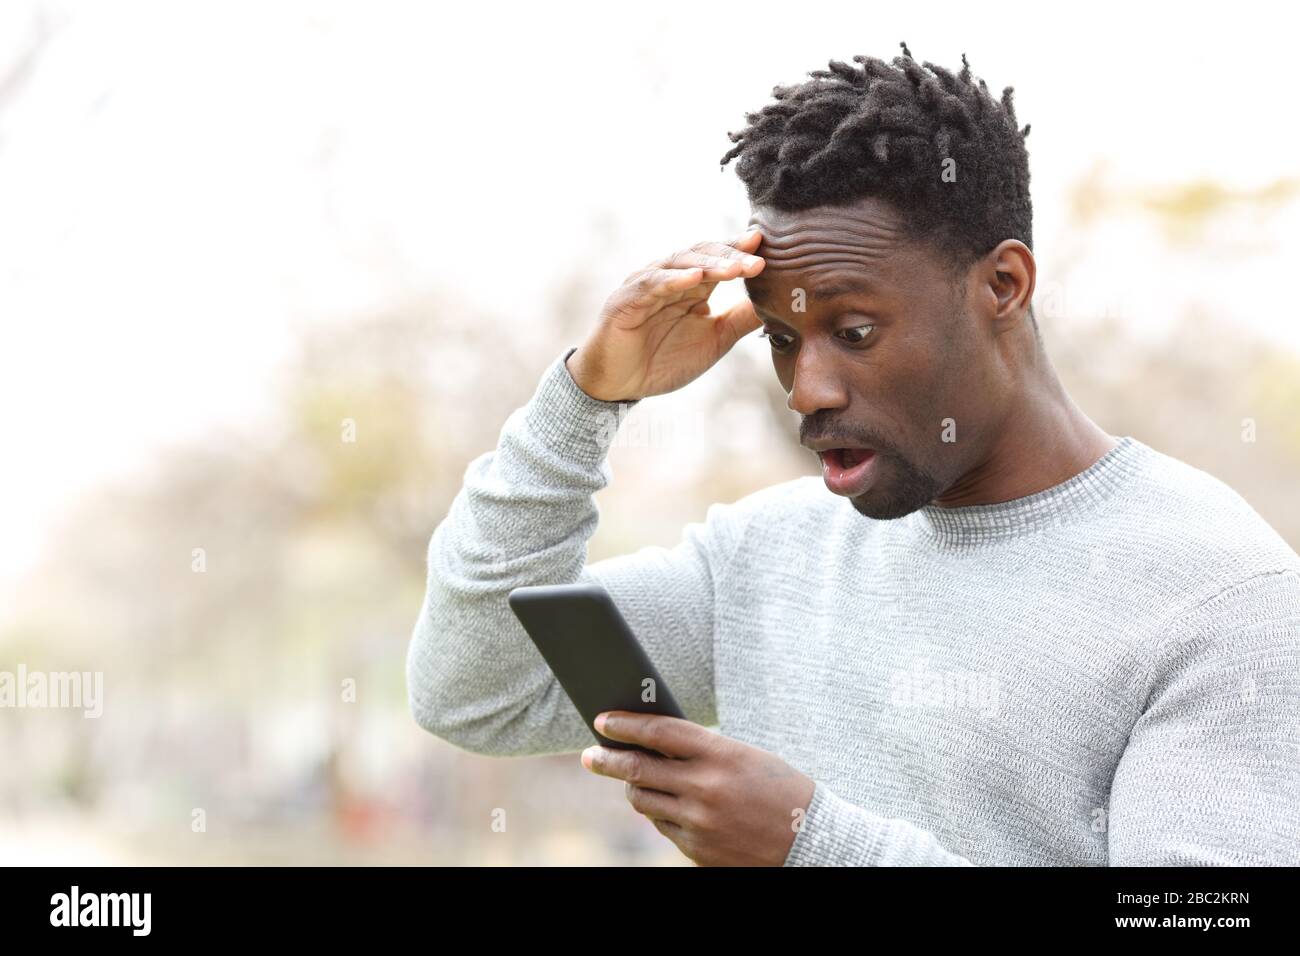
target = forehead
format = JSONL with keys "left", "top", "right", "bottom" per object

{"left": 744, "top": 197, "right": 943, "bottom": 302}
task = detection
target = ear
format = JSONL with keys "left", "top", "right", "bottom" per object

{"left": 985, "top": 239, "right": 1035, "bottom": 334}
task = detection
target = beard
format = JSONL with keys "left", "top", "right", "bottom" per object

{"left": 847, "top": 447, "right": 946, "bottom": 521}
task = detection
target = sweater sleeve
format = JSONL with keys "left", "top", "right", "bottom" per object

{"left": 782, "top": 780, "right": 975, "bottom": 866}
{"left": 1106, "top": 569, "right": 1300, "bottom": 865}
{"left": 405, "top": 346, "right": 753, "bottom": 758}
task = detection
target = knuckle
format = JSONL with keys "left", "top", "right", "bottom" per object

{"left": 622, "top": 752, "right": 646, "bottom": 786}
{"left": 624, "top": 781, "right": 646, "bottom": 811}
{"left": 601, "top": 293, "right": 635, "bottom": 320}
{"left": 605, "top": 284, "right": 651, "bottom": 318}
{"left": 633, "top": 271, "right": 663, "bottom": 294}
{"left": 698, "top": 807, "right": 722, "bottom": 834}
{"left": 689, "top": 768, "right": 724, "bottom": 803}
{"left": 681, "top": 798, "right": 714, "bottom": 832}
{"left": 624, "top": 289, "right": 656, "bottom": 312}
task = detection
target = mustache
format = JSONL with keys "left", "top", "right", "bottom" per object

{"left": 799, "top": 417, "right": 891, "bottom": 454}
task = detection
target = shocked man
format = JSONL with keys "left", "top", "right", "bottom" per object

{"left": 406, "top": 44, "right": 1300, "bottom": 865}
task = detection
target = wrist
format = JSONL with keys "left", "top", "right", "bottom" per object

{"left": 565, "top": 345, "right": 623, "bottom": 403}
{"left": 523, "top": 347, "right": 630, "bottom": 468}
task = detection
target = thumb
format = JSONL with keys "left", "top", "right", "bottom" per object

{"left": 713, "top": 298, "right": 762, "bottom": 353}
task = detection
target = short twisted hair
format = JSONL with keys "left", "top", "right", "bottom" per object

{"left": 721, "top": 42, "right": 1034, "bottom": 288}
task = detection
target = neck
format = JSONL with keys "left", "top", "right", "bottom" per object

{"left": 931, "top": 336, "right": 1117, "bottom": 509}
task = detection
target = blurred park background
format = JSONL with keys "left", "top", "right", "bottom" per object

{"left": 2, "top": 1, "right": 1298, "bottom": 864}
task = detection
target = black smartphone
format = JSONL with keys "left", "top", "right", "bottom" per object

{"left": 507, "top": 582, "right": 687, "bottom": 756}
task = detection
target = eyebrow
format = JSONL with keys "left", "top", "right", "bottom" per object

{"left": 746, "top": 276, "right": 877, "bottom": 304}
{"left": 805, "top": 278, "right": 877, "bottom": 301}
{"left": 748, "top": 277, "right": 878, "bottom": 321}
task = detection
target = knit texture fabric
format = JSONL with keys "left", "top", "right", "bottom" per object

{"left": 407, "top": 346, "right": 1300, "bottom": 865}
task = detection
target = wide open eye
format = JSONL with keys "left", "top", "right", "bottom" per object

{"left": 760, "top": 329, "right": 796, "bottom": 352}
{"left": 837, "top": 324, "right": 875, "bottom": 344}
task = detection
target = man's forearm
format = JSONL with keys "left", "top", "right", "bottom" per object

{"left": 405, "top": 346, "right": 639, "bottom": 756}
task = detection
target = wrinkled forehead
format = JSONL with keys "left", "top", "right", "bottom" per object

{"left": 743, "top": 198, "right": 926, "bottom": 303}
{"left": 746, "top": 197, "right": 908, "bottom": 242}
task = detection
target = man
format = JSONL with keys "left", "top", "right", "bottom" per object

{"left": 406, "top": 44, "right": 1300, "bottom": 865}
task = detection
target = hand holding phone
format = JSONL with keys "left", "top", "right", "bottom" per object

{"left": 507, "top": 582, "right": 688, "bottom": 756}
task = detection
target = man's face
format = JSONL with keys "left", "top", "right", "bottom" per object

{"left": 744, "top": 197, "right": 1006, "bottom": 520}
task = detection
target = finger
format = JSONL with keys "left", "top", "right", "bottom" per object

{"left": 651, "top": 818, "right": 701, "bottom": 865}
{"left": 712, "top": 298, "right": 763, "bottom": 351}
{"left": 695, "top": 255, "right": 757, "bottom": 281}
{"left": 581, "top": 744, "right": 686, "bottom": 794}
{"left": 610, "top": 267, "right": 705, "bottom": 314}
{"left": 624, "top": 782, "right": 686, "bottom": 825}
{"left": 595, "top": 711, "right": 707, "bottom": 759}
{"left": 665, "top": 244, "right": 764, "bottom": 279}
{"left": 651, "top": 818, "right": 683, "bottom": 840}
{"left": 633, "top": 266, "right": 706, "bottom": 293}
{"left": 653, "top": 252, "right": 755, "bottom": 283}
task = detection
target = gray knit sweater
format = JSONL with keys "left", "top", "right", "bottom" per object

{"left": 407, "top": 345, "right": 1300, "bottom": 866}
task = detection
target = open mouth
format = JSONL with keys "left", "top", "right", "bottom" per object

{"left": 823, "top": 448, "right": 873, "bottom": 469}
{"left": 819, "top": 447, "right": 879, "bottom": 497}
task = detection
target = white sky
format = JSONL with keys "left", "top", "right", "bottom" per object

{"left": 2, "top": 0, "right": 1298, "bottom": 599}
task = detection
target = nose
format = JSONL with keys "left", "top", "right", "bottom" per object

{"left": 785, "top": 343, "right": 848, "bottom": 416}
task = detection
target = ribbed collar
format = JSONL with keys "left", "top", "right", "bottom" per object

{"left": 912, "top": 436, "right": 1150, "bottom": 546}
